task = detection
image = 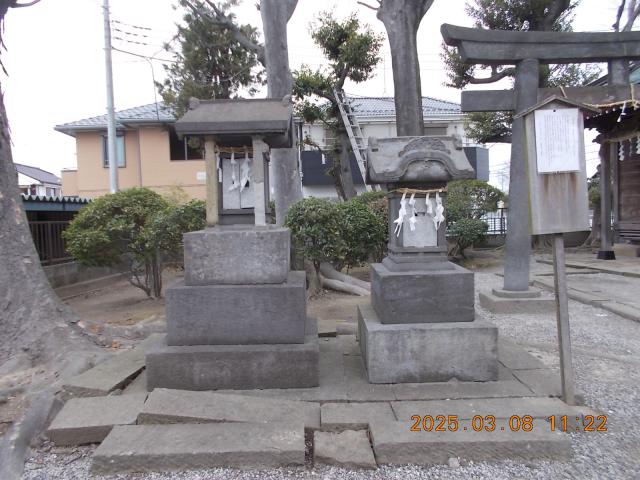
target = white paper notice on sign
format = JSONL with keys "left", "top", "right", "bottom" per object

{"left": 196, "top": 171, "right": 206, "bottom": 181}
{"left": 534, "top": 108, "right": 581, "bottom": 174}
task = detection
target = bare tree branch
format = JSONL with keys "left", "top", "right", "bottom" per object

{"left": 623, "top": 0, "right": 640, "bottom": 30}
{"left": 11, "top": 0, "right": 41, "bottom": 7}
{"left": 468, "top": 66, "right": 516, "bottom": 84}
{"left": 357, "top": 1, "right": 380, "bottom": 11}
{"left": 613, "top": 0, "right": 627, "bottom": 31}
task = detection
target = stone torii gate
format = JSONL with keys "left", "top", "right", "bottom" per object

{"left": 442, "top": 25, "right": 640, "bottom": 296}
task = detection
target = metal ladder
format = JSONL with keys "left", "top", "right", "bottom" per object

{"left": 333, "top": 88, "right": 377, "bottom": 192}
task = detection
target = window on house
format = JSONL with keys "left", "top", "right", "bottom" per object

{"left": 424, "top": 125, "right": 448, "bottom": 136}
{"left": 102, "top": 134, "right": 126, "bottom": 168}
{"left": 46, "top": 187, "right": 54, "bottom": 196}
{"left": 169, "top": 129, "right": 203, "bottom": 160}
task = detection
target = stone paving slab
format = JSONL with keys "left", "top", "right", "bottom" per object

{"left": 138, "top": 388, "right": 320, "bottom": 429}
{"left": 321, "top": 402, "right": 396, "bottom": 430}
{"left": 46, "top": 394, "right": 147, "bottom": 445}
{"left": 391, "top": 397, "right": 593, "bottom": 423}
{"left": 499, "top": 339, "right": 546, "bottom": 370}
{"left": 512, "top": 368, "right": 562, "bottom": 397}
{"left": 536, "top": 255, "right": 640, "bottom": 278}
{"left": 370, "top": 420, "right": 571, "bottom": 465}
{"left": 91, "top": 422, "right": 305, "bottom": 474}
{"left": 314, "top": 430, "right": 377, "bottom": 469}
{"left": 392, "top": 380, "right": 533, "bottom": 401}
{"left": 212, "top": 336, "right": 552, "bottom": 403}
{"left": 63, "top": 334, "right": 162, "bottom": 397}
{"left": 122, "top": 371, "right": 147, "bottom": 395}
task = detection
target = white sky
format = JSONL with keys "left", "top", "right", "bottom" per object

{"left": 2, "top": 0, "right": 626, "bottom": 187}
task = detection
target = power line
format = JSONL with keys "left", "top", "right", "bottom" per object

{"left": 112, "top": 46, "right": 177, "bottom": 63}
{"left": 112, "top": 18, "right": 152, "bottom": 31}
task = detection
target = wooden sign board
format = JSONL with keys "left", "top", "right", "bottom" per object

{"left": 523, "top": 99, "right": 591, "bottom": 235}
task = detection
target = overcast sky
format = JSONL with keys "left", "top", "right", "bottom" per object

{"left": 2, "top": 0, "right": 625, "bottom": 186}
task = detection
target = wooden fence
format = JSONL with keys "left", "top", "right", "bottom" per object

{"left": 28, "top": 220, "right": 72, "bottom": 265}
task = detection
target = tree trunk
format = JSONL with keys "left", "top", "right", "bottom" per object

{"left": 0, "top": 86, "right": 102, "bottom": 478}
{"left": 337, "top": 130, "right": 357, "bottom": 199}
{"left": 377, "top": 0, "right": 434, "bottom": 136}
{"left": 0, "top": 89, "right": 96, "bottom": 366}
{"left": 261, "top": 0, "right": 303, "bottom": 225}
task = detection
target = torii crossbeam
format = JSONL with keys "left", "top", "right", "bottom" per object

{"left": 442, "top": 24, "right": 640, "bottom": 291}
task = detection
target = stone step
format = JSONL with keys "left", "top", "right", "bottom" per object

{"left": 370, "top": 420, "right": 571, "bottom": 465}
{"left": 314, "top": 430, "right": 377, "bottom": 469}
{"left": 46, "top": 394, "right": 147, "bottom": 445}
{"left": 321, "top": 402, "right": 396, "bottom": 431}
{"left": 138, "top": 388, "right": 320, "bottom": 429}
{"left": 62, "top": 334, "right": 162, "bottom": 398}
{"left": 91, "top": 423, "right": 305, "bottom": 475}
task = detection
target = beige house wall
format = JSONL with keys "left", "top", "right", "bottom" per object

{"left": 138, "top": 127, "right": 206, "bottom": 200}
{"left": 61, "top": 169, "right": 78, "bottom": 196}
{"left": 69, "top": 127, "right": 206, "bottom": 200}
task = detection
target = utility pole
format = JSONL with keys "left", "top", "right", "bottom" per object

{"left": 103, "top": 0, "right": 119, "bottom": 193}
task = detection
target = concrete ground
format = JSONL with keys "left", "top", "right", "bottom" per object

{"left": 18, "top": 253, "right": 640, "bottom": 479}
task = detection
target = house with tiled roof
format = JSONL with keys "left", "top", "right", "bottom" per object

{"left": 55, "top": 96, "right": 487, "bottom": 199}
{"left": 299, "top": 96, "right": 488, "bottom": 197}
{"left": 16, "top": 163, "right": 62, "bottom": 197}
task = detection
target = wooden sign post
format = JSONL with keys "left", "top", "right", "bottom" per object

{"left": 517, "top": 96, "right": 599, "bottom": 405}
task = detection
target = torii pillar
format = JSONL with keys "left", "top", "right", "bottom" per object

{"left": 442, "top": 25, "right": 640, "bottom": 310}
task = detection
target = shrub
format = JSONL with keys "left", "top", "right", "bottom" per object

{"left": 64, "top": 188, "right": 204, "bottom": 298}
{"left": 448, "top": 218, "right": 489, "bottom": 258}
{"left": 446, "top": 179, "right": 505, "bottom": 223}
{"left": 285, "top": 196, "right": 387, "bottom": 271}
{"left": 285, "top": 198, "right": 345, "bottom": 271}
{"left": 446, "top": 180, "right": 505, "bottom": 257}
{"left": 147, "top": 199, "right": 206, "bottom": 263}
{"left": 336, "top": 199, "right": 386, "bottom": 270}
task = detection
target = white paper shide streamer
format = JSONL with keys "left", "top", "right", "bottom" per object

{"left": 239, "top": 149, "right": 251, "bottom": 192}
{"left": 433, "top": 192, "right": 444, "bottom": 230}
{"left": 228, "top": 151, "right": 239, "bottom": 191}
{"left": 408, "top": 193, "right": 417, "bottom": 231}
{"left": 393, "top": 192, "right": 407, "bottom": 237}
{"left": 216, "top": 151, "right": 223, "bottom": 184}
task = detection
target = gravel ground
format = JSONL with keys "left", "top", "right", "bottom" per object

{"left": 22, "top": 265, "right": 640, "bottom": 480}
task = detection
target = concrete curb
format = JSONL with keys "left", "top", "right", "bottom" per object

{"left": 533, "top": 278, "right": 640, "bottom": 323}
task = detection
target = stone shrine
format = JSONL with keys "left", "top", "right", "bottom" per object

{"left": 146, "top": 97, "right": 319, "bottom": 391}
{"left": 358, "top": 135, "right": 499, "bottom": 383}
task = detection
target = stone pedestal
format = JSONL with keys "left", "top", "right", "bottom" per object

{"left": 371, "top": 263, "right": 475, "bottom": 324}
{"left": 358, "top": 304, "right": 498, "bottom": 383}
{"left": 359, "top": 257, "right": 498, "bottom": 384}
{"left": 147, "top": 226, "right": 319, "bottom": 391}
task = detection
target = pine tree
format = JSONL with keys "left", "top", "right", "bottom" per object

{"left": 159, "top": 0, "right": 264, "bottom": 116}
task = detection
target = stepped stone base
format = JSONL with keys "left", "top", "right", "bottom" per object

{"left": 146, "top": 332, "right": 319, "bottom": 391}
{"left": 166, "top": 271, "right": 306, "bottom": 345}
{"left": 358, "top": 304, "right": 498, "bottom": 383}
{"left": 371, "top": 262, "right": 475, "bottom": 324}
